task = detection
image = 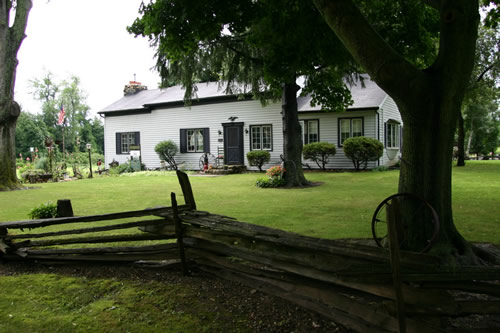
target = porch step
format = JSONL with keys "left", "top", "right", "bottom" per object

{"left": 205, "top": 165, "right": 247, "bottom": 175}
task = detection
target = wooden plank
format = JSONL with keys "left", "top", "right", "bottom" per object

{"left": 176, "top": 170, "right": 196, "bottom": 210}
{"left": 421, "top": 281, "right": 500, "bottom": 297}
{"left": 3, "top": 252, "right": 180, "bottom": 262}
{"left": 0, "top": 205, "right": 189, "bottom": 229}
{"left": 183, "top": 237, "right": 456, "bottom": 309}
{"left": 176, "top": 211, "right": 441, "bottom": 269}
{"left": 21, "top": 243, "right": 178, "bottom": 255}
{"left": 387, "top": 200, "right": 406, "bottom": 333}
{"left": 456, "top": 300, "right": 500, "bottom": 315}
{"left": 11, "top": 233, "right": 175, "bottom": 248}
{"left": 172, "top": 192, "right": 188, "bottom": 275}
{"left": 196, "top": 256, "right": 445, "bottom": 333}
{"left": 4, "top": 219, "right": 170, "bottom": 240}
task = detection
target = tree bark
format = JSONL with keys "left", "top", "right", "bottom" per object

{"left": 0, "top": 0, "right": 32, "bottom": 190}
{"left": 281, "top": 82, "right": 309, "bottom": 187}
{"left": 457, "top": 112, "right": 466, "bottom": 166}
{"left": 313, "top": 0, "right": 481, "bottom": 263}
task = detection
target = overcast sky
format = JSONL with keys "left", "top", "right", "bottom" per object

{"left": 15, "top": 0, "right": 160, "bottom": 118}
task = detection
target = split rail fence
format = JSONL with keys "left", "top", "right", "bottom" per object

{"left": 1, "top": 171, "right": 499, "bottom": 333}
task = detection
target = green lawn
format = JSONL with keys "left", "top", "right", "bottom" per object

{"left": 1, "top": 160, "right": 499, "bottom": 244}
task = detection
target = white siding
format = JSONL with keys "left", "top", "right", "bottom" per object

{"left": 299, "top": 111, "right": 379, "bottom": 169}
{"left": 103, "top": 96, "right": 403, "bottom": 170}
{"left": 378, "top": 95, "right": 403, "bottom": 167}
{"left": 104, "top": 100, "right": 283, "bottom": 170}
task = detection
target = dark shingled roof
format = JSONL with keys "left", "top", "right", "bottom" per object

{"left": 99, "top": 77, "right": 388, "bottom": 114}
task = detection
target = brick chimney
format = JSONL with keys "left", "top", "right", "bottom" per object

{"left": 124, "top": 81, "right": 147, "bottom": 96}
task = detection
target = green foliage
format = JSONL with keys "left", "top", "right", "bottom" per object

{"left": 34, "top": 157, "right": 50, "bottom": 172}
{"left": 255, "top": 176, "right": 287, "bottom": 188}
{"left": 154, "top": 140, "right": 179, "bottom": 170}
{"left": 28, "top": 201, "right": 58, "bottom": 219}
{"left": 15, "top": 111, "right": 51, "bottom": 158}
{"left": 246, "top": 150, "right": 271, "bottom": 171}
{"left": 20, "top": 169, "right": 47, "bottom": 183}
{"left": 29, "top": 72, "right": 104, "bottom": 155}
{"left": 129, "top": 0, "right": 356, "bottom": 110}
{"left": 372, "top": 166, "right": 389, "bottom": 172}
{"left": 65, "top": 152, "right": 104, "bottom": 166}
{"left": 256, "top": 165, "right": 286, "bottom": 188}
{"left": 303, "top": 142, "right": 336, "bottom": 170}
{"left": 109, "top": 160, "right": 146, "bottom": 175}
{"left": 343, "top": 136, "right": 384, "bottom": 171}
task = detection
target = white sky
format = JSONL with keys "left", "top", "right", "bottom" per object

{"left": 15, "top": 0, "right": 160, "bottom": 118}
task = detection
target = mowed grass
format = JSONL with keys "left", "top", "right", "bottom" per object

{"left": 1, "top": 160, "right": 499, "bottom": 243}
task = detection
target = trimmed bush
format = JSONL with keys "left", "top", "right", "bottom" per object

{"left": 303, "top": 142, "right": 336, "bottom": 170}
{"left": 247, "top": 151, "right": 271, "bottom": 171}
{"left": 28, "top": 201, "right": 58, "bottom": 219}
{"left": 155, "top": 140, "right": 179, "bottom": 170}
{"left": 343, "top": 136, "right": 384, "bottom": 171}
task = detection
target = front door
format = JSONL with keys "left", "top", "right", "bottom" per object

{"left": 223, "top": 122, "right": 244, "bottom": 165}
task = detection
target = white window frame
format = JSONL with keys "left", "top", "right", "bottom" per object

{"left": 386, "top": 122, "right": 401, "bottom": 148}
{"left": 338, "top": 117, "right": 364, "bottom": 146}
{"left": 299, "top": 119, "right": 319, "bottom": 145}
{"left": 120, "top": 132, "right": 136, "bottom": 154}
{"left": 250, "top": 125, "right": 273, "bottom": 151}
{"left": 187, "top": 129, "right": 204, "bottom": 152}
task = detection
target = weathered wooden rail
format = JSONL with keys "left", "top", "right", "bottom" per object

{"left": 1, "top": 171, "right": 499, "bottom": 332}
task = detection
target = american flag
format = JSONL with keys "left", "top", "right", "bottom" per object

{"left": 57, "top": 105, "right": 65, "bottom": 125}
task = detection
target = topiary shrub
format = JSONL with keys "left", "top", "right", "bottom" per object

{"left": 343, "top": 136, "right": 384, "bottom": 171}
{"left": 28, "top": 201, "right": 58, "bottom": 219}
{"left": 155, "top": 140, "right": 179, "bottom": 170}
{"left": 303, "top": 142, "right": 336, "bottom": 170}
{"left": 246, "top": 151, "right": 271, "bottom": 171}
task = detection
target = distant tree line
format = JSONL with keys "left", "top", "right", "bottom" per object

{"left": 15, "top": 72, "right": 104, "bottom": 160}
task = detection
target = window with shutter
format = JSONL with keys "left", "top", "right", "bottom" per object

{"left": 115, "top": 132, "right": 140, "bottom": 154}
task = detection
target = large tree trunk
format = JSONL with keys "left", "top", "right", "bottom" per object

{"left": 456, "top": 112, "right": 466, "bottom": 166}
{"left": 313, "top": 0, "right": 481, "bottom": 263}
{"left": 281, "top": 82, "right": 309, "bottom": 187}
{"left": 0, "top": 0, "right": 32, "bottom": 190}
{"left": 398, "top": 82, "right": 475, "bottom": 263}
{"left": 0, "top": 101, "right": 20, "bottom": 190}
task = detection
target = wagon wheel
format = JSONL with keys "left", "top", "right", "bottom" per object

{"left": 371, "top": 193, "right": 439, "bottom": 253}
{"left": 199, "top": 153, "right": 217, "bottom": 171}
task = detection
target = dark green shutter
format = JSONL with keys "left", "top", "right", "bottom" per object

{"left": 203, "top": 128, "right": 210, "bottom": 153}
{"left": 134, "top": 132, "right": 140, "bottom": 146}
{"left": 116, "top": 133, "right": 122, "bottom": 154}
{"left": 180, "top": 129, "right": 187, "bottom": 153}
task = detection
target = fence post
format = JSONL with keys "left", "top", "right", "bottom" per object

{"left": 171, "top": 192, "right": 188, "bottom": 275}
{"left": 57, "top": 199, "right": 74, "bottom": 217}
{"left": 387, "top": 199, "right": 406, "bottom": 333}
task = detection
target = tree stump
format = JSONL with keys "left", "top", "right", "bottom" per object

{"left": 57, "top": 199, "right": 74, "bottom": 217}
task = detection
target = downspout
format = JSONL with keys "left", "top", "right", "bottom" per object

{"left": 376, "top": 109, "right": 381, "bottom": 166}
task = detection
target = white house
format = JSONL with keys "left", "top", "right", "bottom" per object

{"left": 98, "top": 78, "right": 402, "bottom": 170}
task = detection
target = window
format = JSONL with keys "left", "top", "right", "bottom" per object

{"left": 115, "top": 132, "right": 140, "bottom": 154}
{"left": 250, "top": 125, "right": 272, "bottom": 150}
{"left": 385, "top": 121, "right": 401, "bottom": 148}
{"left": 180, "top": 128, "right": 210, "bottom": 153}
{"left": 187, "top": 129, "right": 204, "bottom": 152}
{"left": 338, "top": 118, "right": 363, "bottom": 145}
{"left": 299, "top": 120, "right": 319, "bottom": 144}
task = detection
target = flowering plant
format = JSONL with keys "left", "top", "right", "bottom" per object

{"left": 266, "top": 165, "right": 285, "bottom": 178}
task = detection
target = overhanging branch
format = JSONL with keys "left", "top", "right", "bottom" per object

{"left": 312, "top": 0, "right": 421, "bottom": 98}
{"left": 9, "top": 0, "right": 32, "bottom": 51}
